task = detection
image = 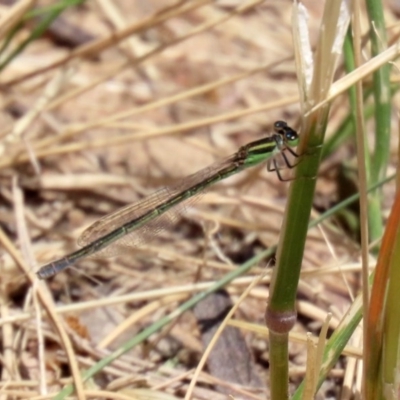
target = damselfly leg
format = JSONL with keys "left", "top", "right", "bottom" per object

{"left": 267, "top": 147, "right": 300, "bottom": 181}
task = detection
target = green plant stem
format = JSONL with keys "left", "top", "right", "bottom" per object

{"left": 266, "top": 112, "right": 328, "bottom": 400}
{"left": 365, "top": 0, "right": 391, "bottom": 244}
{"left": 343, "top": 29, "right": 371, "bottom": 175}
{"left": 269, "top": 332, "right": 290, "bottom": 399}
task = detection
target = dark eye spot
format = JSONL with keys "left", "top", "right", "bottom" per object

{"left": 274, "top": 120, "right": 287, "bottom": 129}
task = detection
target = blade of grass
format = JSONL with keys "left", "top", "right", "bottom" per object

{"left": 292, "top": 289, "right": 364, "bottom": 399}
{"left": 0, "top": 0, "right": 86, "bottom": 72}
{"left": 350, "top": 5, "right": 372, "bottom": 396}
{"left": 365, "top": 0, "right": 391, "bottom": 245}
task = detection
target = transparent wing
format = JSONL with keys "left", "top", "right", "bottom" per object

{"left": 77, "top": 154, "right": 237, "bottom": 258}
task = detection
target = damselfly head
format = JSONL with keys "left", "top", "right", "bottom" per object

{"left": 273, "top": 121, "right": 298, "bottom": 144}
{"left": 274, "top": 120, "right": 288, "bottom": 131}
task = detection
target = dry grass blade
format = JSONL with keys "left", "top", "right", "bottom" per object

{"left": 0, "top": 0, "right": 35, "bottom": 39}
{"left": 3, "top": 0, "right": 213, "bottom": 87}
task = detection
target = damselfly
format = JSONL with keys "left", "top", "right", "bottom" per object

{"left": 37, "top": 121, "right": 299, "bottom": 279}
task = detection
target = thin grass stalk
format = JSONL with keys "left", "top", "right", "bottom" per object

{"left": 365, "top": 0, "right": 391, "bottom": 244}
{"left": 0, "top": 0, "right": 86, "bottom": 71}
{"left": 352, "top": 7, "right": 373, "bottom": 398}
{"left": 343, "top": 28, "right": 371, "bottom": 175}
{"left": 321, "top": 84, "right": 380, "bottom": 160}
{"left": 292, "top": 292, "right": 363, "bottom": 399}
{"left": 322, "top": 98, "right": 374, "bottom": 159}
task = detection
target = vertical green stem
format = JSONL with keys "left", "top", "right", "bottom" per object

{"left": 365, "top": 0, "right": 391, "bottom": 243}
{"left": 269, "top": 332, "right": 290, "bottom": 399}
{"left": 265, "top": 112, "right": 328, "bottom": 399}
{"left": 266, "top": 1, "right": 347, "bottom": 397}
